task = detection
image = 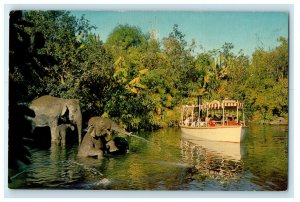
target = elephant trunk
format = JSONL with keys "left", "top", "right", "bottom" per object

{"left": 75, "top": 112, "right": 82, "bottom": 144}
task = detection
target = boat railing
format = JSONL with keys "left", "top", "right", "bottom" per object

{"left": 180, "top": 99, "right": 246, "bottom": 127}
{"left": 180, "top": 120, "right": 242, "bottom": 127}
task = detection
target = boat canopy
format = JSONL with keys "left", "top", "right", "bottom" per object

{"left": 200, "top": 99, "right": 244, "bottom": 110}
{"left": 183, "top": 100, "right": 243, "bottom": 109}
{"left": 181, "top": 99, "right": 246, "bottom": 127}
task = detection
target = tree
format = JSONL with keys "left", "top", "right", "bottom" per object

{"left": 9, "top": 11, "right": 53, "bottom": 102}
{"left": 162, "top": 24, "right": 196, "bottom": 98}
{"left": 244, "top": 38, "right": 288, "bottom": 122}
{"left": 70, "top": 34, "right": 114, "bottom": 117}
{"left": 20, "top": 11, "right": 117, "bottom": 121}
{"left": 23, "top": 11, "right": 96, "bottom": 99}
{"left": 105, "top": 24, "right": 147, "bottom": 57}
{"left": 9, "top": 10, "right": 55, "bottom": 177}
{"left": 10, "top": 10, "right": 289, "bottom": 130}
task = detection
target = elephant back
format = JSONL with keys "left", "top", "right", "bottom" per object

{"left": 31, "top": 95, "right": 61, "bottom": 107}
{"left": 30, "top": 95, "right": 64, "bottom": 117}
{"left": 87, "top": 116, "right": 130, "bottom": 136}
{"left": 88, "top": 117, "right": 112, "bottom": 128}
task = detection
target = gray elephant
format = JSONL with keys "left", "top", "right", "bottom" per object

{"left": 77, "top": 125, "right": 104, "bottom": 159}
{"left": 56, "top": 124, "right": 75, "bottom": 146}
{"left": 77, "top": 125, "right": 129, "bottom": 159}
{"left": 87, "top": 117, "right": 132, "bottom": 139}
{"left": 28, "top": 95, "right": 82, "bottom": 144}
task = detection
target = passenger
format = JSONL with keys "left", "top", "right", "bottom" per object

{"left": 219, "top": 116, "right": 224, "bottom": 125}
{"left": 191, "top": 119, "right": 196, "bottom": 127}
{"left": 188, "top": 115, "right": 193, "bottom": 126}
{"left": 213, "top": 115, "right": 218, "bottom": 121}
{"left": 234, "top": 117, "right": 238, "bottom": 125}
{"left": 214, "top": 115, "right": 221, "bottom": 125}
{"left": 198, "top": 117, "right": 204, "bottom": 126}
{"left": 209, "top": 120, "right": 215, "bottom": 127}
{"left": 205, "top": 115, "right": 211, "bottom": 125}
{"left": 206, "top": 115, "right": 214, "bottom": 126}
{"left": 228, "top": 117, "right": 235, "bottom": 125}
{"left": 195, "top": 117, "right": 201, "bottom": 127}
{"left": 182, "top": 116, "right": 186, "bottom": 125}
{"left": 184, "top": 117, "right": 189, "bottom": 126}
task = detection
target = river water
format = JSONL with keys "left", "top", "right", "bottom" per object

{"left": 8, "top": 124, "right": 288, "bottom": 191}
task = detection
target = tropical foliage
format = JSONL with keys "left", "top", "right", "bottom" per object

{"left": 9, "top": 11, "right": 289, "bottom": 131}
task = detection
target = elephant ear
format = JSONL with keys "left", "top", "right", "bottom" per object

{"left": 87, "top": 125, "right": 96, "bottom": 137}
{"left": 61, "top": 105, "right": 68, "bottom": 116}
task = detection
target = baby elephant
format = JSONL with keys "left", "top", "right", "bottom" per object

{"left": 56, "top": 124, "right": 75, "bottom": 146}
{"left": 77, "top": 125, "right": 104, "bottom": 159}
{"left": 88, "top": 117, "right": 132, "bottom": 138}
{"left": 106, "top": 137, "right": 129, "bottom": 155}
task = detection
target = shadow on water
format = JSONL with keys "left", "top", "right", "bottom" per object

{"left": 30, "top": 126, "right": 79, "bottom": 149}
{"left": 31, "top": 127, "right": 52, "bottom": 148}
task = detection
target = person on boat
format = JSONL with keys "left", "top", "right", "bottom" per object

{"left": 213, "top": 115, "right": 222, "bottom": 125}
{"left": 205, "top": 115, "right": 211, "bottom": 125}
{"left": 199, "top": 117, "right": 206, "bottom": 127}
{"left": 206, "top": 115, "right": 215, "bottom": 126}
{"left": 218, "top": 116, "right": 224, "bottom": 125}
{"left": 183, "top": 117, "right": 189, "bottom": 126}
{"left": 213, "top": 115, "right": 218, "bottom": 121}
{"left": 228, "top": 117, "right": 236, "bottom": 125}
{"left": 193, "top": 117, "right": 201, "bottom": 127}
{"left": 188, "top": 115, "right": 193, "bottom": 126}
{"left": 184, "top": 115, "right": 192, "bottom": 126}
{"left": 234, "top": 117, "right": 238, "bottom": 125}
{"left": 182, "top": 115, "right": 186, "bottom": 125}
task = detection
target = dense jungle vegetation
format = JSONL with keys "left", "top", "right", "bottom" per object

{"left": 9, "top": 11, "right": 288, "bottom": 131}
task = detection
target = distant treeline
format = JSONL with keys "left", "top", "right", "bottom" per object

{"left": 9, "top": 11, "right": 288, "bottom": 131}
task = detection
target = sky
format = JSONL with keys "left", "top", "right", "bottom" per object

{"left": 71, "top": 11, "right": 288, "bottom": 57}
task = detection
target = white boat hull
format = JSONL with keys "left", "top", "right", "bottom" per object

{"left": 180, "top": 125, "right": 246, "bottom": 143}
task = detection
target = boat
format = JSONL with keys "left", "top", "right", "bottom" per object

{"left": 179, "top": 99, "right": 247, "bottom": 143}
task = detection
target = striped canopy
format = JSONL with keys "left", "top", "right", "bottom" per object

{"left": 205, "top": 100, "right": 221, "bottom": 109}
{"left": 203, "top": 99, "right": 244, "bottom": 109}
{"left": 182, "top": 99, "right": 244, "bottom": 110}
{"left": 222, "top": 100, "right": 244, "bottom": 108}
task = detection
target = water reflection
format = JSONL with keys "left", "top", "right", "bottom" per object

{"left": 181, "top": 134, "right": 244, "bottom": 184}
{"left": 10, "top": 145, "right": 107, "bottom": 189}
{"left": 181, "top": 133, "right": 244, "bottom": 161}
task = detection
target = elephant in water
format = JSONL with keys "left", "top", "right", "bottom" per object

{"left": 87, "top": 117, "right": 132, "bottom": 153}
{"left": 77, "top": 125, "right": 104, "bottom": 159}
{"left": 87, "top": 117, "right": 132, "bottom": 138}
{"left": 56, "top": 124, "right": 75, "bottom": 146}
{"left": 78, "top": 125, "right": 129, "bottom": 159}
{"left": 28, "top": 95, "right": 82, "bottom": 144}
{"left": 78, "top": 117, "right": 131, "bottom": 158}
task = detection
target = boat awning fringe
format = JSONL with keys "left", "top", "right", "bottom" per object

{"left": 183, "top": 99, "right": 244, "bottom": 110}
